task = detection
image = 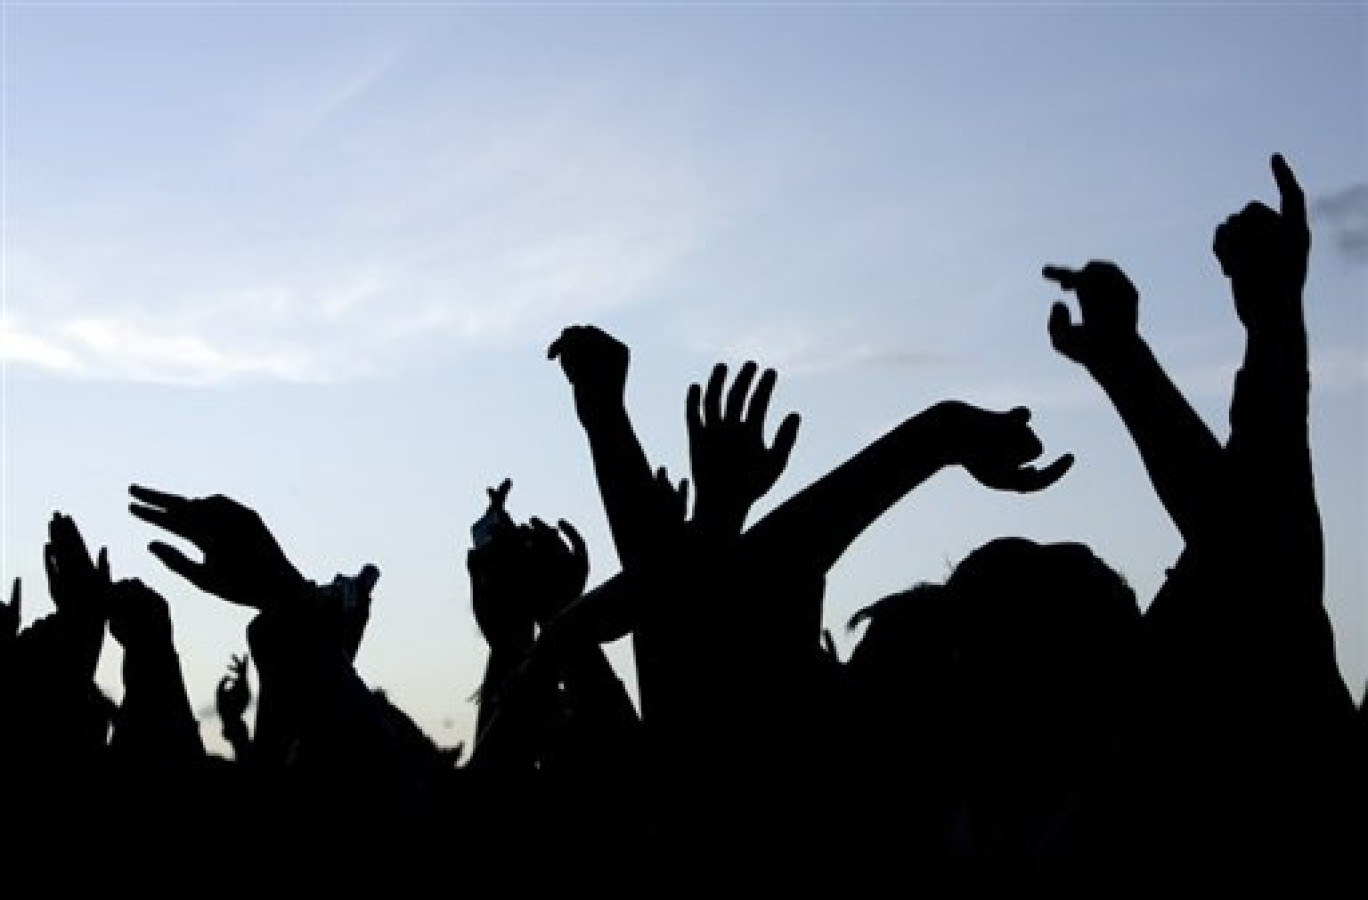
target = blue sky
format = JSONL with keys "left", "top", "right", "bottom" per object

{"left": 2, "top": 2, "right": 1364, "bottom": 754}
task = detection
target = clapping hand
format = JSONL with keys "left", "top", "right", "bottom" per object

{"left": 43, "top": 512, "right": 111, "bottom": 679}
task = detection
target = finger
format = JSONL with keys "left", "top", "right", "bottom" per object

{"left": 1213, "top": 220, "right": 1231, "bottom": 262}
{"left": 43, "top": 544, "right": 58, "bottom": 595}
{"left": 6, "top": 577, "right": 19, "bottom": 624}
{"left": 1047, "top": 301, "right": 1078, "bottom": 359}
{"left": 128, "top": 484, "right": 191, "bottom": 512}
{"left": 1271, "top": 152, "right": 1307, "bottom": 228}
{"left": 1012, "top": 452, "right": 1075, "bottom": 493}
{"left": 355, "top": 563, "right": 381, "bottom": 596}
{"left": 147, "top": 541, "right": 205, "bottom": 590}
{"left": 129, "top": 503, "right": 199, "bottom": 543}
{"left": 686, "top": 382, "right": 703, "bottom": 439}
{"left": 97, "top": 547, "right": 110, "bottom": 582}
{"left": 547, "top": 326, "right": 576, "bottom": 360}
{"left": 49, "top": 513, "right": 92, "bottom": 562}
{"left": 558, "top": 519, "right": 588, "bottom": 563}
{"left": 703, "top": 363, "right": 726, "bottom": 426}
{"left": 676, "top": 478, "right": 690, "bottom": 517}
{"left": 724, "top": 360, "right": 758, "bottom": 423}
{"left": 769, "top": 412, "right": 801, "bottom": 472}
{"left": 746, "top": 368, "right": 778, "bottom": 431}
{"left": 488, "top": 478, "right": 512, "bottom": 507}
{"left": 1042, "top": 265, "right": 1077, "bottom": 291}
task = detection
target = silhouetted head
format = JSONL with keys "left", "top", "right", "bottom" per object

{"left": 843, "top": 581, "right": 958, "bottom": 724}
{"left": 945, "top": 538, "right": 1140, "bottom": 785}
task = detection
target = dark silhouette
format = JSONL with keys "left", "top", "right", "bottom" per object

{"left": 1044, "top": 154, "right": 1363, "bottom": 887}
{"left": 0, "top": 148, "right": 1360, "bottom": 890}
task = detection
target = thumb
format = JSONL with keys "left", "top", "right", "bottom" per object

{"left": 1048, "top": 301, "right": 1083, "bottom": 361}
{"left": 148, "top": 541, "right": 207, "bottom": 592}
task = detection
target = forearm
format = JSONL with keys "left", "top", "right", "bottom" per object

{"left": 742, "top": 406, "right": 950, "bottom": 577}
{"left": 113, "top": 648, "right": 206, "bottom": 764}
{"left": 222, "top": 718, "right": 253, "bottom": 764}
{"left": 1230, "top": 292, "right": 1312, "bottom": 467}
{"left": 1227, "top": 291, "right": 1322, "bottom": 599}
{"left": 1086, "top": 336, "right": 1225, "bottom": 544}
{"left": 578, "top": 402, "right": 662, "bottom": 569}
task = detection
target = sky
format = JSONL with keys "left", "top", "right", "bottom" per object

{"left": 0, "top": 1, "right": 1364, "bottom": 758}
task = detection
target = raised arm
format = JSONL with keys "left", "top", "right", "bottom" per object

{"left": 107, "top": 577, "right": 205, "bottom": 768}
{"left": 742, "top": 400, "right": 1072, "bottom": 579}
{"left": 1216, "top": 154, "right": 1317, "bottom": 522}
{"left": 1044, "top": 260, "right": 1225, "bottom": 544}
{"left": 548, "top": 325, "right": 663, "bottom": 570}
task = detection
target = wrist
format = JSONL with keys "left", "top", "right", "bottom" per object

{"left": 575, "top": 393, "right": 629, "bottom": 427}
{"left": 1083, "top": 334, "right": 1153, "bottom": 384}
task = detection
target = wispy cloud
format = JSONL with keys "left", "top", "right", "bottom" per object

{"left": 1313, "top": 184, "right": 1368, "bottom": 265}
{"left": 695, "top": 318, "right": 947, "bottom": 376}
{"left": 4, "top": 99, "right": 719, "bottom": 386}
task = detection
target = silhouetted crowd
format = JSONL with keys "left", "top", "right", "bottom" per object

{"left": 1, "top": 155, "right": 1363, "bottom": 892}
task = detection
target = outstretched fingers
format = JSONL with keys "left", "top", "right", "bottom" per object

{"left": 703, "top": 362, "right": 726, "bottom": 426}
{"left": 129, "top": 484, "right": 191, "bottom": 512}
{"left": 724, "top": 360, "right": 759, "bottom": 423}
{"left": 746, "top": 367, "right": 778, "bottom": 432}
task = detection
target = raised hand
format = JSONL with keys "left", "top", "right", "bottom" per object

{"left": 1212, "top": 152, "right": 1311, "bottom": 327}
{"left": 932, "top": 401, "right": 1074, "bottom": 493}
{"left": 43, "top": 512, "right": 111, "bottom": 620}
{"left": 472, "top": 478, "right": 516, "bottom": 549}
{"left": 217, "top": 653, "right": 252, "bottom": 725}
{"left": 652, "top": 465, "right": 691, "bottom": 529}
{"left": 547, "top": 324, "right": 630, "bottom": 417}
{"left": 469, "top": 514, "right": 591, "bottom": 648}
{"left": 1044, "top": 260, "right": 1141, "bottom": 369}
{"left": 107, "top": 578, "right": 175, "bottom": 653}
{"left": 687, "top": 361, "right": 801, "bottom": 539}
{"left": 42, "top": 512, "right": 111, "bottom": 679}
{"left": 533, "top": 518, "right": 591, "bottom": 619}
{"left": 128, "top": 485, "right": 307, "bottom": 609}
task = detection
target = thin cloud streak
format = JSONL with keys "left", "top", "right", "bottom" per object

{"left": 1313, "top": 184, "right": 1368, "bottom": 265}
